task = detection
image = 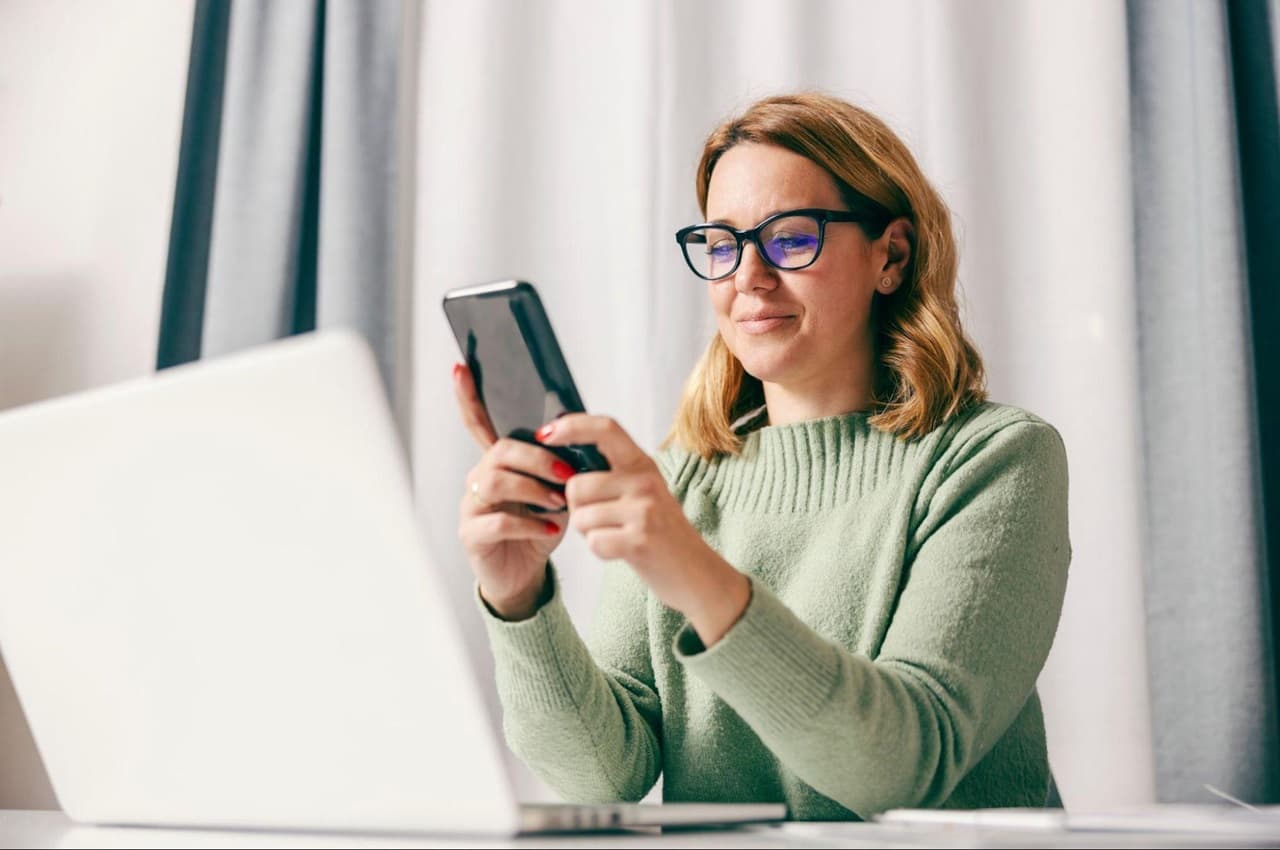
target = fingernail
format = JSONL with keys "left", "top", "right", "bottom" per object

{"left": 551, "top": 460, "right": 575, "bottom": 481}
{"left": 452, "top": 363, "right": 463, "bottom": 379}
{"left": 548, "top": 491, "right": 567, "bottom": 508}
{"left": 535, "top": 423, "right": 554, "bottom": 442}
{"left": 544, "top": 521, "right": 560, "bottom": 535}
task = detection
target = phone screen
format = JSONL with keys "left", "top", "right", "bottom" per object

{"left": 442, "top": 281, "right": 608, "bottom": 473}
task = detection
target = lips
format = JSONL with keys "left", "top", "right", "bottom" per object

{"left": 736, "top": 313, "right": 795, "bottom": 335}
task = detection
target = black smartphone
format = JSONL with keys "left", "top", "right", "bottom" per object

{"left": 442, "top": 280, "right": 611, "bottom": 480}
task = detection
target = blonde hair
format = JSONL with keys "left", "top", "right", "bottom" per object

{"left": 664, "top": 92, "right": 987, "bottom": 458}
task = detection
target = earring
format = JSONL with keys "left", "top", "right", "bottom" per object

{"left": 880, "top": 277, "right": 892, "bottom": 291}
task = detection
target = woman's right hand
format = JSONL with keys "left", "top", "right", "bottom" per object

{"left": 452, "top": 363, "right": 573, "bottom": 620}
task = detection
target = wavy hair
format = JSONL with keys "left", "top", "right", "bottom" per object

{"left": 665, "top": 93, "right": 987, "bottom": 458}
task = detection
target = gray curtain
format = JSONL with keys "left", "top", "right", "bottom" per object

{"left": 1129, "top": 0, "right": 1280, "bottom": 804}
{"left": 157, "top": 0, "right": 412, "bottom": 440}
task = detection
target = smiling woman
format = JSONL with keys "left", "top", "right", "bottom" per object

{"left": 453, "top": 92, "right": 1070, "bottom": 820}
{"left": 671, "top": 96, "right": 987, "bottom": 455}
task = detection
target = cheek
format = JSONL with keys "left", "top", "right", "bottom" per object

{"left": 708, "top": 285, "right": 734, "bottom": 322}
{"left": 794, "top": 278, "right": 873, "bottom": 340}
{"left": 819, "top": 285, "right": 869, "bottom": 322}
{"left": 811, "top": 249, "right": 875, "bottom": 318}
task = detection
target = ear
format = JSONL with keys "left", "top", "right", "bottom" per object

{"left": 876, "top": 217, "right": 915, "bottom": 295}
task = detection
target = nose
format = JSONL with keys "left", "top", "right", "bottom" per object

{"left": 733, "top": 241, "right": 779, "bottom": 294}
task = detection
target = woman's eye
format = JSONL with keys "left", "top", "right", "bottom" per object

{"left": 772, "top": 234, "right": 817, "bottom": 254}
{"left": 709, "top": 242, "right": 737, "bottom": 259}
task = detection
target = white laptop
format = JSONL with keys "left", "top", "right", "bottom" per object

{"left": 0, "top": 329, "right": 785, "bottom": 836}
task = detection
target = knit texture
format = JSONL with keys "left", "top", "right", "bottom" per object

{"left": 478, "top": 402, "right": 1071, "bottom": 820}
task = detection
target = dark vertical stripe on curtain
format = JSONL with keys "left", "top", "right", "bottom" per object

{"left": 1227, "top": 0, "right": 1280, "bottom": 803}
{"left": 292, "top": 0, "right": 326, "bottom": 335}
{"left": 157, "top": 0, "right": 405, "bottom": 422}
{"left": 156, "top": 0, "right": 231, "bottom": 369}
{"left": 154, "top": 0, "right": 411, "bottom": 454}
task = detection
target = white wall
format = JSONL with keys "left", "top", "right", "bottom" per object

{"left": 0, "top": 0, "right": 193, "bottom": 808}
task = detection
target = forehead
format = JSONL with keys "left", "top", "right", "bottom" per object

{"left": 705, "top": 143, "right": 844, "bottom": 227}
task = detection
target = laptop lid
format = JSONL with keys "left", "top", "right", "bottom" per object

{"left": 0, "top": 330, "right": 522, "bottom": 835}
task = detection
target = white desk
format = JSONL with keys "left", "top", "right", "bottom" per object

{"left": 2, "top": 810, "right": 1278, "bottom": 849}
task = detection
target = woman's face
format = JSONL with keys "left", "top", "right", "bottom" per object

{"left": 703, "top": 143, "right": 894, "bottom": 395}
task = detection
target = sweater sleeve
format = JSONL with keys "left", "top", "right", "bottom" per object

{"left": 478, "top": 561, "right": 662, "bottom": 802}
{"left": 672, "top": 420, "right": 1070, "bottom": 817}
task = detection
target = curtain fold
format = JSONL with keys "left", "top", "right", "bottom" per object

{"left": 1226, "top": 4, "right": 1280, "bottom": 801}
{"left": 156, "top": 0, "right": 230, "bottom": 369}
{"left": 1128, "top": 0, "right": 1280, "bottom": 803}
{"left": 157, "top": 0, "right": 410, "bottom": 440}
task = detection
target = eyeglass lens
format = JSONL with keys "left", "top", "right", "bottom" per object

{"left": 682, "top": 214, "right": 823, "bottom": 279}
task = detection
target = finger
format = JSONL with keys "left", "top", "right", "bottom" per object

{"left": 464, "top": 465, "right": 567, "bottom": 516}
{"left": 581, "top": 527, "right": 633, "bottom": 562}
{"left": 566, "top": 468, "right": 665, "bottom": 508}
{"left": 534, "top": 414, "right": 646, "bottom": 469}
{"left": 563, "top": 469, "right": 628, "bottom": 508}
{"left": 485, "top": 438, "right": 578, "bottom": 488}
{"left": 568, "top": 500, "right": 628, "bottom": 535}
{"left": 460, "top": 509, "right": 563, "bottom": 547}
{"left": 452, "top": 363, "right": 498, "bottom": 448}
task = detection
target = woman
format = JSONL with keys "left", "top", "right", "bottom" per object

{"left": 451, "top": 92, "right": 1070, "bottom": 820}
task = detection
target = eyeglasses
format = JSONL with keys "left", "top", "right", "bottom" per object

{"left": 675, "top": 207, "right": 888, "bottom": 281}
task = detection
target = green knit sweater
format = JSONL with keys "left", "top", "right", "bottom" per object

{"left": 477, "top": 402, "right": 1070, "bottom": 820}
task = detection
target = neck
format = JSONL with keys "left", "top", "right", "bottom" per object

{"left": 760, "top": 339, "right": 876, "bottom": 427}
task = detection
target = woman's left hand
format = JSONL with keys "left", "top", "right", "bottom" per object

{"left": 535, "top": 414, "right": 750, "bottom": 644}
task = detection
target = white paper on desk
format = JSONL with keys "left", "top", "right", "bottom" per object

{"left": 1066, "top": 804, "right": 1280, "bottom": 836}
{"left": 878, "top": 804, "right": 1280, "bottom": 838}
{"left": 875, "top": 808, "right": 1066, "bottom": 830}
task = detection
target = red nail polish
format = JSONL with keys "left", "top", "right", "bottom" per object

{"left": 452, "top": 363, "right": 463, "bottom": 379}
{"left": 551, "top": 460, "right": 575, "bottom": 481}
{"left": 544, "top": 521, "right": 560, "bottom": 535}
{"left": 535, "top": 423, "right": 554, "bottom": 442}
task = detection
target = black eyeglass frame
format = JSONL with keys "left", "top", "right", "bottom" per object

{"left": 674, "top": 207, "right": 891, "bottom": 281}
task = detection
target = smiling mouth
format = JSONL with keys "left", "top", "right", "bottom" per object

{"left": 736, "top": 315, "right": 794, "bottom": 335}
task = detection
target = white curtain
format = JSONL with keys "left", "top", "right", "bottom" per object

{"left": 409, "top": 0, "right": 1154, "bottom": 808}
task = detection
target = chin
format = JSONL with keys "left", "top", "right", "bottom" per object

{"left": 732, "top": 346, "right": 797, "bottom": 385}
{"left": 723, "top": 323, "right": 807, "bottom": 381}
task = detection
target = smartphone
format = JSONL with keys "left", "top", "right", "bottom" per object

{"left": 441, "top": 280, "right": 610, "bottom": 481}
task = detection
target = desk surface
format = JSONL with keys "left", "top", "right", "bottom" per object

{"left": 2, "top": 809, "right": 1278, "bottom": 850}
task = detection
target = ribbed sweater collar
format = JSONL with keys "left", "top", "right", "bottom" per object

{"left": 678, "top": 411, "right": 919, "bottom": 513}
